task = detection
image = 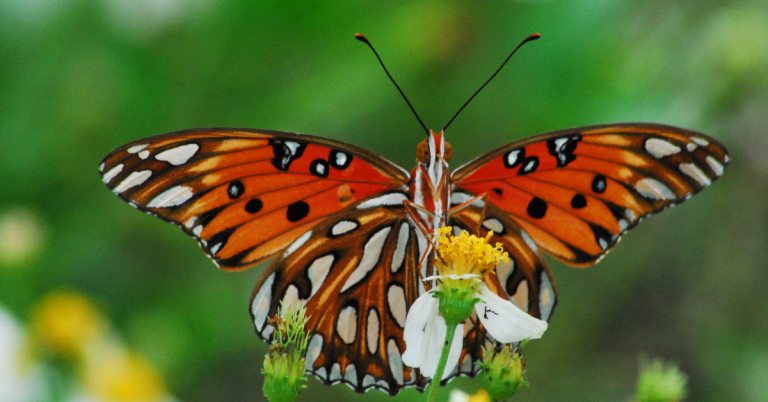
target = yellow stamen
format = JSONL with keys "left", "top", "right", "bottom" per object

{"left": 433, "top": 227, "right": 509, "bottom": 279}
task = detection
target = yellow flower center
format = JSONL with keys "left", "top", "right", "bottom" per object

{"left": 434, "top": 227, "right": 508, "bottom": 279}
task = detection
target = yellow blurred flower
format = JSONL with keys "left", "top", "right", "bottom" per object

{"left": 31, "top": 291, "right": 105, "bottom": 357}
{"left": 82, "top": 347, "right": 167, "bottom": 402}
{"left": 0, "top": 207, "right": 47, "bottom": 266}
{"left": 449, "top": 389, "right": 490, "bottom": 402}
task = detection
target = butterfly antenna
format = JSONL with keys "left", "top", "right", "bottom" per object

{"left": 355, "top": 33, "right": 429, "bottom": 136}
{"left": 443, "top": 33, "right": 541, "bottom": 132}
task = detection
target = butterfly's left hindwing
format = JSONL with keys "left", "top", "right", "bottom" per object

{"left": 99, "top": 128, "right": 409, "bottom": 271}
{"left": 251, "top": 191, "right": 427, "bottom": 395}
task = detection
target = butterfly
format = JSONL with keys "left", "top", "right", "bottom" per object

{"left": 99, "top": 34, "right": 729, "bottom": 395}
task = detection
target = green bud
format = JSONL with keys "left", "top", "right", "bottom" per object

{"left": 635, "top": 357, "right": 688, "bottom": 402}
{"left": 261, "top": 301, "right": 310, "bottom": 402}
{"left": 476, "top": 344, "right": 527, "bottom": 401}
{"left": 436, "top": 276, "right": 482, "bottom": 325}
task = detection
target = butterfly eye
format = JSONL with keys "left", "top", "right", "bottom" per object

{"left": 416, "top": 140, "right": 430, "bottom": 163}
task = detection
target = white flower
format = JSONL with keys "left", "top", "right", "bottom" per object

{"left": 401, "top": 228, "right": 547, "bottom": 380}
{"left": 402, "top": 279, "right": 547, "bottom": 379}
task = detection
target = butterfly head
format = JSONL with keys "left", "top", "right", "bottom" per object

{"left": 417, "top": 130, "right": 453, "bottom": 164}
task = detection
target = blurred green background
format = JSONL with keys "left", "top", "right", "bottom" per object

{"left": 1, "top": 0, "right": 766, "bottom": 401}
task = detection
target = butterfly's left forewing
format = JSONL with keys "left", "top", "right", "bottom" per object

{"left": 251, "top": 191, "right": 428, "bottom": 395}
{"left": 100, "top": 128, "right": 409, "bottom": 271}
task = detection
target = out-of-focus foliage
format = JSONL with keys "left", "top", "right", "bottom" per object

{"left": 0, "top": 1, "right": 766, "bottom": 401}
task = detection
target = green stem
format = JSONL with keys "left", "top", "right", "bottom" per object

{"left": 426, "top": 321, "right": 458, "bottom": 402}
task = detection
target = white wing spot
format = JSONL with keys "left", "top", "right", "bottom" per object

{"left": 340, "top": 227, "right": 391, "bottom": 292}
{"left": 127, "top": 144, "right": 147, "bottom": 153}
{"left": 482, "top": 218, "right": 503, "bottom": 233}
{"left": 625, "top": 209, "right": 637, "bottom": 222}
{"left": 680, "top": 163, "right": 711, "bottom": 186}
{"left": 362, "top": 374, "right": 375, "bottom": 388}
{"left": 329, "top": 363, "right": 342, "bottom": 381}
{"left": 344, "top": 364, "right": 358, "bottom": 385}
{"left": 307, "top": 255, "right": 334, "bottom": 299}
{"left": 512, "top": 279, "right": 529, "bottom": 312}
{"left": 138, "top": 150, "right": 150, "bottom": 160}
{"left": 209, "top": 243, "right": 221, "bottom": 255}
{"left": 146, "top": 185, "right": 194, "bottom": 208}
{"left": 282, "top": 284, "right": 303, "bottom": 308}
{"left": 185, "top": 217, "right": 197, "bottom": 229}
{"left": 305, "top": 334, "right": 324, "bottom": 370}
{"left": 450, "top": 192, "right": 485, "bottom": 208}
{"left": 598, "top": 238, "right": 608, "bottom": 250}
{"left": 335, "top": 152, "right": 347, "bottom": 166}
{"left": 251, "top": 272, "right": 275, "bottom": 332}
{"left": 391, "top": 223, "right": 409, "bottom": 273}
{"left": 155, "top": 143, "right": 199, "bottom": 166}
{"left": 645, "top": 138, "right": 681, "bottom": 158}
{"left": 635, "top": 178, "right": 676, "bottom": 200}
{"left": 315, "top": 366, "right": 327, "bottom": 381}
{"left": 619, "top": 219, "right": 629, "bottom": 231}
{"left": 387, "top": 284, "right": 407, "bottom": 328}
{"left": 99, "top": 163, "right": 105, "bottom": 172}
{"left": 193, "top": 225, "right": 202, "bottom": 236}
{"left": 692, "top": 137, "right": 709, "bottom": 146}
{"left": 113, "top": 170, "right": 152, "bottom": 193}
{"left": 686, "top": 143, "right": 697, "bottom": 152}
{"left": 539, "top": 271, "right": 555, "bottom": 321}
{"left": 337, "top": 305, "right": 358, "bottom": 345}
{"left": 706, "top": 156, "right": 724, "bottom": 176}
{"left": 387, "top": 339, "right": 404, "bottom": 385}
{"left": 366, "top": 308, "right": 380, "bottom": 354}
{"left": 521, "top": 230, "right": 538, "bottom": 252}
{"left": 284, "top": 230, "right": 312, "bottom": 259}
{"left": 495, "top": 258, "right": 515, "bottom": 295}
{"left": 331, "top": 220, "right": 358, "bottom": 236}
{"left": 506, "top": 150, "right": 521, "bottom": 166}
{"left": 357, "top": 193, "right": 407, "bottom": 209}
{"left": 102, "top": 164, "right": 123, "bottom": 184}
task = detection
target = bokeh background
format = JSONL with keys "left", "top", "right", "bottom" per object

{"left": 1, "top": 1, "right": 767, "bottom": 401}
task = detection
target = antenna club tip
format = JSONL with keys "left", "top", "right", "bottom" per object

{"left": 355, "top": 33, "right": 370, "bottom": 44}
{"left": 528, "top": 33, "right": 541, "bottom": 41}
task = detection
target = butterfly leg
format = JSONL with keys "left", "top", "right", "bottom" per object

{"left": 447, "top": 192, "right": 490, "bottom": 234}
{"left": 403, "top": 200, "right": 442, "bottom": 286}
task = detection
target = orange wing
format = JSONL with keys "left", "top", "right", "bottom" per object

{"left": 100, "top": 128, "right": 409, "bottom": 270}
{"left": 452, "top": 123, "right": 729, "bottom": 266}
{"left": 251, "top": 192, "right": 427, "bottom": 394}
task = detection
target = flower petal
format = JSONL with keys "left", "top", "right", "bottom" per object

{"left": 418, "top": 314, "right": 463, "bottom": 380}
{"left": 475, "top": 285, "right": 548, "bottom": 343}
{"left": 402, "top": 292, "right": 438, "bottom": 368}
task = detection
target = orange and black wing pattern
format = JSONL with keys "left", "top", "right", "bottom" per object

{"left": 100, "top": 128, "right": 409, "bottom": 271}
{"left": 452, "top": 123, "right": 729, "bottom": 266}
{"left": 251, "top": 191, "right": 427, "bottom": 394}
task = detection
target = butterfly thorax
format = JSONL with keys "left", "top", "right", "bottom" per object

{"left": 409, "top": 130, "right": 451, "bottom": 245}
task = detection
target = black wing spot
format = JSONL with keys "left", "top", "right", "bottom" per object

{"left": 590, "top": 223, "right": 612, "bottom": 252}
{"left": 527, "top": 197, "right": 548, "bottom": 219}
{"left": 503, "top": 148, "right": 525, "bottom": 168}
{"left": 518, "top": 156, "right": 539, "bottom": 175}
{"left": 570, "top": 194, "right": 587, "bottom": 209}
{"left": 547, "top": 135, "right": 581, "bottom": 167}
{"left": 245, "top": 198, "right": 263, "bottom": 214}
{"left": 228, "top": 180, "right": 245, "bottom": 199}
{"left": 287, "top": 201, "right": 310, "bottom": 222}
{"left": 310, "top": 158, "right": 329, "bottom": 178}
{"left": 592, "top": 175, "right": 607, "bottom": 194}
{"left": 329, "top": 150, "right": 352, "bottom": 170}
{"left": 492, "top": 188, "right": 503, "bottom": 196}
{"left": 269, "top": 139, "right": 307, "bottom": 171}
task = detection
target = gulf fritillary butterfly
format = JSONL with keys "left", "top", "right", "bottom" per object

{"left": 99, "top": 34, "right": 728, "bottom": 395}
